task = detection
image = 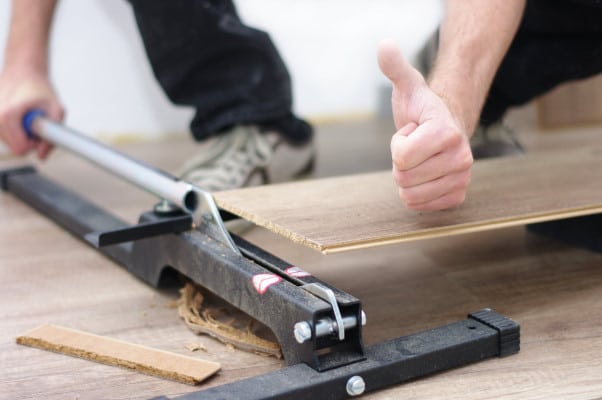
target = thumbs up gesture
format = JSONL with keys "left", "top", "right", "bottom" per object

{"left": 377, "top": 39, "right": 473, "bottom": 211}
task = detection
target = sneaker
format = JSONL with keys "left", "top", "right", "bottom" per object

{"left": 177, "top": 125, "right": 315, "bottom": 192}
{"left": 470, "top": 122, "right": 525, "bottom": 159}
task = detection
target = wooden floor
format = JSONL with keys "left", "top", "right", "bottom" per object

{"left": 2, "top": 112, "right": 602, "bottom": 399}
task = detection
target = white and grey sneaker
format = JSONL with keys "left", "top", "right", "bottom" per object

{"left": 471, "top": 122, "right": 525, "bottom": 159}
{"left": 178, "top": 125, "right": 314, "bottom": 192}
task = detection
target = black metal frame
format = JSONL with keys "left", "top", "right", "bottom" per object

{"left": 527, "top": 214, "right": 602, "bottom": 254}
{"left": 1, "top": 166, "right": 520, "bottom": 399}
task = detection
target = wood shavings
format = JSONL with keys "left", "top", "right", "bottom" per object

{"left": 177, "top": 283, "right": 282, "bottom": 358}
{"left": 184, "top": 342, "right": 207, "bottom": 352}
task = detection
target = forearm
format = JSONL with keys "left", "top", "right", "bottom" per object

{"left": 3, "top": 0, "right": 59, "bottom": 75}
{"left": 429, "top": 0, "right": 525, "bottom": 136}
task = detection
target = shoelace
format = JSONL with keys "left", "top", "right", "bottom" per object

{"left": 184, "top": 127, "right": 275, "bottom": 191}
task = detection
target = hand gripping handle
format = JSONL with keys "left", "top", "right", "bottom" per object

{"left": 22, "top": 109, "right": 46, "bottom": 139}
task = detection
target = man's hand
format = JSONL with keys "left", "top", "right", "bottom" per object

{"left": 377, "top": 39, "right": 473, "bottom": 211}
{"left": 0, "top": 68, "right": 64, "bottom": 159}
{"left": 0, "top": 0, "right": 62, "bottom": 159}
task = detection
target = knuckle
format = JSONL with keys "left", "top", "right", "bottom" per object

{"left": 391, "top": 149, "right": 407, "bottom": 170}
{"left": 457, "top": 148, "right": 473, "bottom": 171}
{"left": 391, "top": 136, "right": 410, "bottom": 170}
{"left": 403, "top": 190, "right": 419, "bottom": 205}
{"left": 392, "top": 167, "right": 402, "bottom": 186}
{"left": 394, "top": 169, "right": 413, "bottom": 187}
{"left": 449, "top": 191, "right": 467, "bottom": 207}
{"left": 398, "top": 187, "right": 418, "bottom": 206}
{"left": 454, "top": 171, "right": 471, "bottom": 190}
{"left": 448, "top": 177, "right": 469, "bottom": 197}
{"left": 439, "top": 125, "right": 462, "bottom": 148}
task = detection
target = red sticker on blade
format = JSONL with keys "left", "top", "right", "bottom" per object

{"left": 252, "top": 274, "right": 282, "bottom": 294}
{"left": 285, "top": 266, "right": 312, "bottom": 278}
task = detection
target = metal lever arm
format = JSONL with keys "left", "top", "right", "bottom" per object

{"left": 22, "top": 110, "right": 197, "bottom": 214}
{"left": 22, "top": 109, "right": 240, "bottom": 254}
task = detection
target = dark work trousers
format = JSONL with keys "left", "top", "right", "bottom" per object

{"left": 127, "top": 0, "right": 312, "bottom": 143}
{"left": 480, "top": 0, "right": 602, "bottom": 125}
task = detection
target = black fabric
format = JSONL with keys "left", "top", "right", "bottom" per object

{"left": 127, "top": 0, "right": 312, "bottom": 143}
{"left": 480, "top": 0, "right": 602, "bottom": 125}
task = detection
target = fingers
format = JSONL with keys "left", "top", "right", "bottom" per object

{"left": 391, "top": 121, "right": 473, "bottom": 211}
{"left": 1, "top": 100, "right": 62, "bottom": 158}
{"left": 36, "top": 141, "right": 53, "bottom": 160}
{"left": 0, "top": 103, "right": 36, "bottom": 155}
{"left": 46, "top": 101, "right": 65, "bottom": 123}
{"left": 396, "top": 169, "right": 471, "bottom": 210}
{"left": 392, "top": 136, "right": 473, "bottom": 187}
{"left": 0, "top": 73, "right": 64, "bottom": 159}
{"left": 398, "top": 186, "right": 469, "bottom": 212}
{"left": 391, "top": 120, "right": 464, "bottom": 171}
{"left": 34, "top": 101, "right": 64, "bottom": 160}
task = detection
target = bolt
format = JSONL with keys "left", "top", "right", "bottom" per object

{"left": 346, "top": 375, "right": 366, "bottom": 396}
{"left": 294, "top": 321, "right": 312, "bottom": 343}
{"left": 154, "top": 199, "right": 178, "bottom": 215}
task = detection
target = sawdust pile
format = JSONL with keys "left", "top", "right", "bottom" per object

{"left": 177, "top": 283, "right": 282, "bottom": 358}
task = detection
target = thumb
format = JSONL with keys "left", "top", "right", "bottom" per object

{"left": 377, "top": 39, "right": 424, "bottom": 92}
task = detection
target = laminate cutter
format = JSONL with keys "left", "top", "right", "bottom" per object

{"left": 0, "top": 111, "right": 520, "bottom": 399}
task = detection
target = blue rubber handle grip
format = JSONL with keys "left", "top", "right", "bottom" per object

{"left": 22, "top": 109, "right": 46, "bottom": 139}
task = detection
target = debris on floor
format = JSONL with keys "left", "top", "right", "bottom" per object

{"left": 177, "top": 283, "right": 282, "bottom": 358}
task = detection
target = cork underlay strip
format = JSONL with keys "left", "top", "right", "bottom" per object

{"left": 16, "top": 324, "right": 221, "bottom": 385}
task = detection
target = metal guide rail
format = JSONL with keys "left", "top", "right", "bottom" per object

{"left": 1, "top": 115, "right": 520, "bottom": 398}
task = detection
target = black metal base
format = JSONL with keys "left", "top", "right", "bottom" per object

{"left": 528, "top": 214, "right": 602, "bottom": 253}
{"left": 157, "top": 309, "right": 518, "bottom": 400}
{"left": 1, "top": 166, "right": 520, "bottom": 399}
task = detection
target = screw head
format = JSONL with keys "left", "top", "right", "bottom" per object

{"left": 294, "top": 321, "right": 312, "bottom": 343}
{"left": 346, "top": 375, "right": 366, "bottom": 396}
{"left": 154, "top": 199, "right": 179, "bottom": 215}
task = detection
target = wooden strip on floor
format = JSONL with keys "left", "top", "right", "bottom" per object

{"left": 214, "top": 146, "right": 602, "bottom": 254}
{"left": 16, "top": 325, "right": 221, "bottom": 385}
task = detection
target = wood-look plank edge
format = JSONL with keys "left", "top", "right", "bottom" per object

{"left": 216, "top": 201, "right": 323, "bottom": 251}
{"left": 323, "top": 205, "right": 602, "bottom": 254}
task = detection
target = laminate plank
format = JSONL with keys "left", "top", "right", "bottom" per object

{"left": 214, "top": 145, "right": 602, "bottom": 253}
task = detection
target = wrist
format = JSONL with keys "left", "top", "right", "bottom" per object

{"left": 428, "top": 75, "right": 482, "bottom": 138}
{"left": 3, "top": 44, "right": 49, "bottom": 76}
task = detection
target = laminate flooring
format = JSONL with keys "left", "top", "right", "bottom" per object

{"left": 215, "top": 145, "right": 602, "bottom": 253}
{"left": 2, "top": 114, "right": 602, "bottom": 399}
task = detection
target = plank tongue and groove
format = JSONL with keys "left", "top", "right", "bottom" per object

{"left": 214, "top": 146, "right": 602, "bottom": 254}
{"left": 16, "top": 324, "right": 220, "bottom": 385}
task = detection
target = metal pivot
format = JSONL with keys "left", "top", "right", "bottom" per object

{"left": 294, "top": 283, "right": 367, "bottom": 344}
{"left": 303, "top": 283, "right": 347, "bottom": 340}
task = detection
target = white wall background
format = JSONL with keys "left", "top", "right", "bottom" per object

{"left": 0, "top": 0, "right": 442, "bottom": 140}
